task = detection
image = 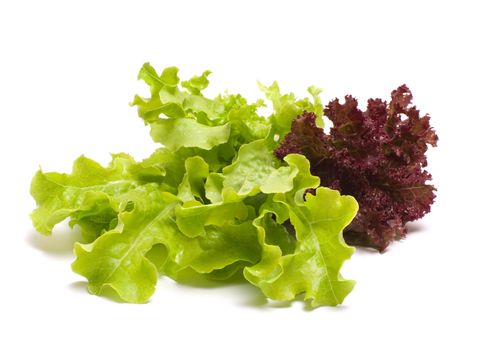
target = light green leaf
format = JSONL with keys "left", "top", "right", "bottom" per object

{"left": 136, "top": 147, "right": 195, "bottom": 192}
{"left": 132, "top": 94, "right": 185, "bottom": 122}
{"left": 215, "top": 93, "right": 270, "bottom": 142}
{"left": 138, "top": 63, "right": 179, "bottom": 95}
{"left": 133, "top": 64, "right": 271, "bottom": 155}
{"left": 204, "top": 173, "right": 224, "bottom": 204}
{"left": 282, "top": 153, "right": 320, "bottom": 203}
{"left": 150, "top": 118, "right": 231, "bottom": 151}
{"left": 131, "top": 64, "right": 184, "bottom": 122}
{"left": 177, "top": 156, "right": 209, "bottom": 202}
{"left": 183, "top": 94, "right": 224, "bottom": 120}
{"left": 222, "top": 139, "right": 298, "bottom": 199}
{"left": 31, "top": 63, "right": 361, "bottom": 307}
{"left": 205, "top": 261, "right": 248, "bottom": 280}
{"left": 72, "top": 187, "right": 179, "bottom": 303}
{"left": 243, "top": 153, "right": 319, "bottom": 289}
{"left": 181, "top": 70, "right": 211, "bottom": 95}
{"left": 175, "top": 201, "right": 248, "bottom": 238}
{"left": 72, "top": 187, "right": 260, "bottom": 302}
{"left": 245, "top": 187, "right": 358, "bottom": 307}
{"left": 30, "top": 154, "right": 140, "bottom": 239}
{"left": 258, "top": 80, "right": 324, "bottom": 141}
{"left": 308, "top": 85, "right": 324, "bottom": 128}
{"left": 176, "top": 222, "right": 260, "bottom": 275}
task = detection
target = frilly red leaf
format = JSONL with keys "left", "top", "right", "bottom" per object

{"left": 275, "top": 85, "right": 438, "bottom": 251}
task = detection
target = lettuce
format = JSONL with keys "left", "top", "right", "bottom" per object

{"left": 30, "top": 63, "right": 358, "bottom": 306}
{"left": 275, "top": 86, "right": 438, "bottom": 251}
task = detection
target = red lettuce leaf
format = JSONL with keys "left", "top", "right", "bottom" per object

{"left": 275, "top": 85, "right": 438, "bottom": 251}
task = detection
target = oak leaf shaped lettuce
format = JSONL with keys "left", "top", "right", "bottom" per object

{"left": 30, "top": 64, "right": 358, "bottom": 307}
{"left": 244, "top": 155, "right": 358, "bottom": 306}
{"left": 72, "top": 186, "right": 261, "bottom": 302}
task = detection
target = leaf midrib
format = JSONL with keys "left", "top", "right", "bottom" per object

{"left": 291, "top": 205, "right": 339, "bottom": 304}
{"left": 95, "top": 200, "right": 177, "bottom": 293}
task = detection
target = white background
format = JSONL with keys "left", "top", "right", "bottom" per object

{"left": 1, "top": 0, "right": 494, "bottom": 349}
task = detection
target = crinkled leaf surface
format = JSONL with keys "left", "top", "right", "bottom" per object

{"left": 72, "top": 187, "right": 178, "bottom": 303}
{"left": 31, "top": 63, "right": 361, "bottom": 307}
{"left": 177, "top": 156, "right": 209, "bottom": 202}
{"left": 222, "top": 139, "right": 298, "bottom": 198}
{"left": 30, "top": 154, "right": 140, "bottom": 240}
{"left": 150, "top": 118, "right": 231, "bottom": 151}
{"left": 245, "top": 187, "right": 358, "bottom": 307}
{"left": 72, "top": 186, "right": 261, "bottom": 302}
{"left": 258, "top": 81, "right": 324, "bottom": 142}
{"left": 175, "top": 200, "right": 249, "bottom": 238}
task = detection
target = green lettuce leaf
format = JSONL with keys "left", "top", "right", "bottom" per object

{"left": 30, "top": 154, "right": 141, "bottom": 241}
{"left": 176, "top": 156, "right": 209, "bottom": 202}
{"left": 244, "top": 187, "right": 358, "bottom": 307}
{"left": 131, "top": 63, "right": 183, "bottom": 122}
{"left": 222, "top": 139, "right": 298, "bottom": 199}
{"left": 72, "top": 186, "right": 178, "bottom": 302}
{"left": 31, "top": 63, "right": 360, "bottom": 307}
{"left": 181, "top": 69, "right": 211, "bottom": 95}
{"left": 150, "top": 118, "right": 231, "bottom": 151}
{"left": 72, "top": 186, "right": 261, "bottom": 302}
{"left": 175, "top": 201, "right": 248, "bottom": 238}
{"left": 131, "top": 63, "right": 271, "bottom": 154}
{"left": 258, "top": 81, "right": 324, "bottom": 140}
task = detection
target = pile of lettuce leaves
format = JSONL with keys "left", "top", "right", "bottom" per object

{"left": 30, "top": 63, "right": 437, "bottom": 307}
